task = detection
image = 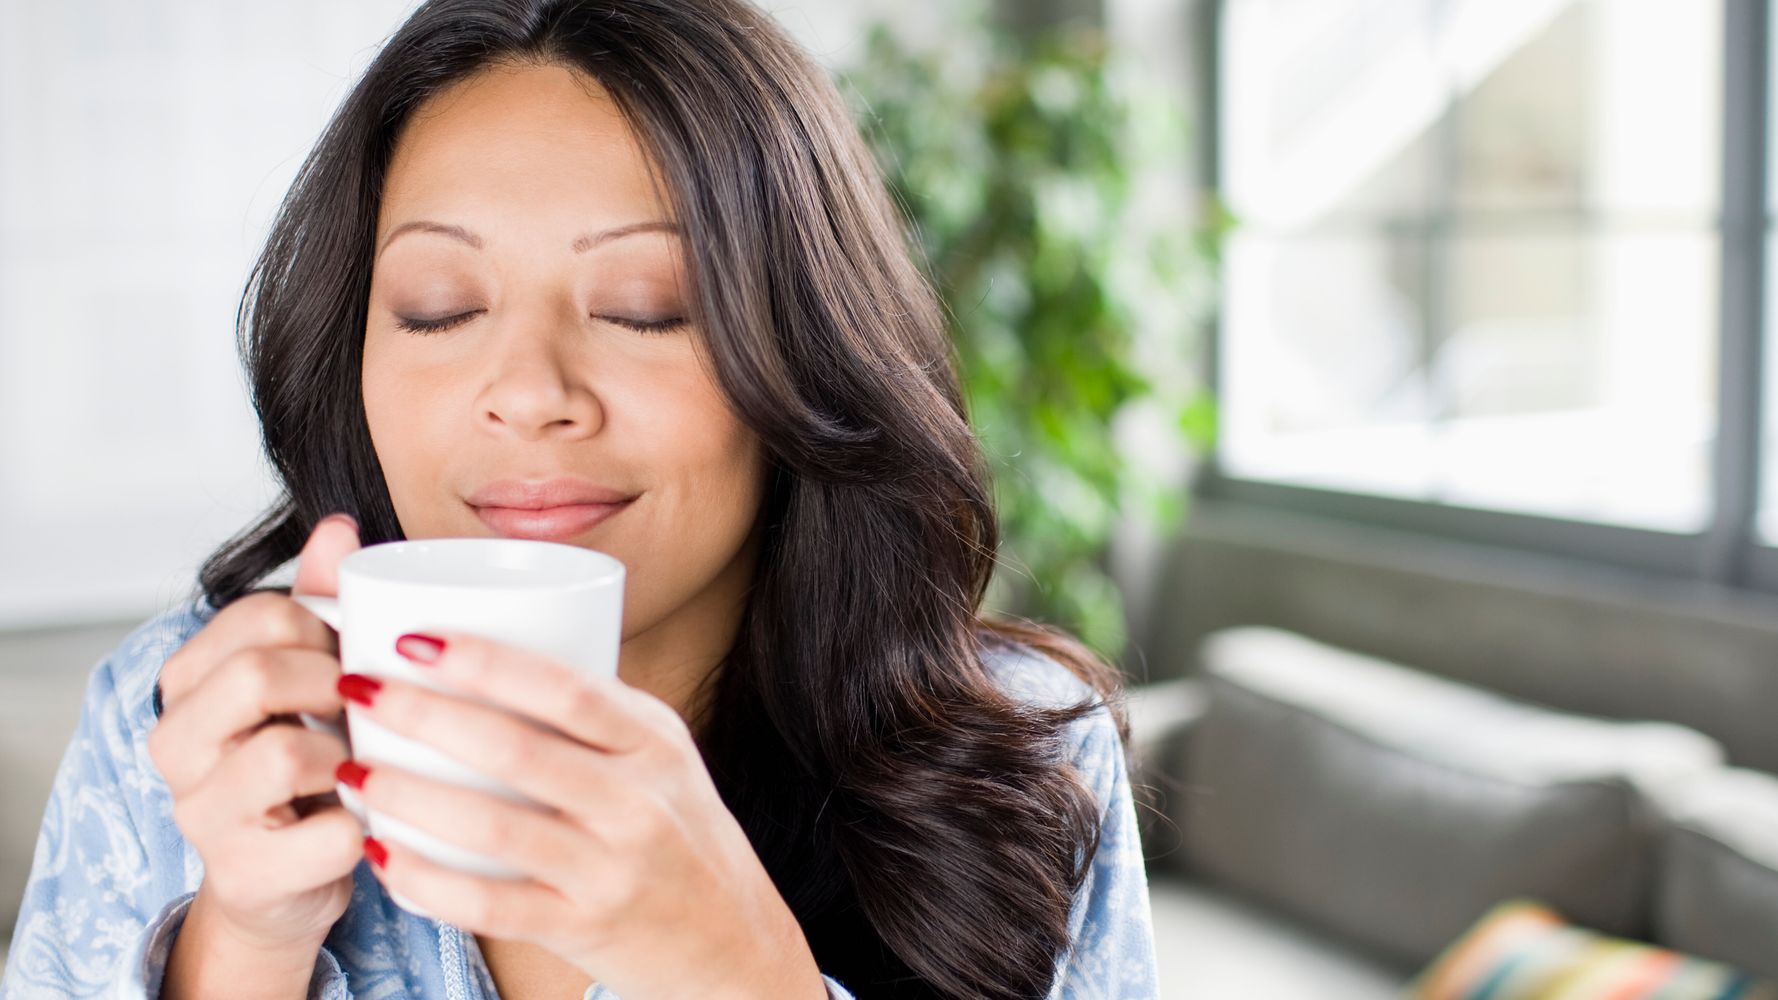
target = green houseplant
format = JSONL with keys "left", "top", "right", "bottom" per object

{"left": 840, "top": 8, "right": 1222, "bottom": 661}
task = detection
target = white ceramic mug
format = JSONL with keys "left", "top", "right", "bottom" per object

{"left": 291, "top": 536, "right": 625, "bottom": 919}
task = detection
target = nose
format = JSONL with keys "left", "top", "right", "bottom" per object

{"left": 475, "top": 316, "right": 603, "bottom": 440}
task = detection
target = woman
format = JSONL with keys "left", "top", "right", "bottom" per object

{"left": 0, "top": 1, "right": 1158, "bottom": 998}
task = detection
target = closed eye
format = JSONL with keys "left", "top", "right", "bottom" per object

{"left": 602, "top": 315, "right": 687, "bottom": 335}
{"left": 393, "top": 311, "right": 686, "bottom": 336}
{"left": 395, "top": 311, "right": 480, "bottom": 335}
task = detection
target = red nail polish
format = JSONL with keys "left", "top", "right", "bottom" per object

{"left": 364, "top": 836, "right": 388, "bottom": 868}
{"left": 395, "top": 633, "right": 445, "bottom": 665}
{"left": 335, "top": 760, "right": 370, "bottom": 790}
{"left": 337, "top": 673, "right": 382, "bottom": 707}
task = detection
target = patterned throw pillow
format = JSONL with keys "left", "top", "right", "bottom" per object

{"left": 1409, "top": 899, "right": 1778, "bottom": 1000}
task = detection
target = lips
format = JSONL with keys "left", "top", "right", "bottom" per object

{"left": 466, "top": 477, "right": 637, "bottom": 509}
{"left": 465, "top": 477, "right": 638, "bottom": 542}
{"left": 472, "top": 500, "right": 632, "bottom": 541}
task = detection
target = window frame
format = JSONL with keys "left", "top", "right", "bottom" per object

{"left": 1198, "top": 0, "right": 1778, "bottom": 591}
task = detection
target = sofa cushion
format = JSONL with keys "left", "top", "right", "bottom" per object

{"left": 1655, "top": 767, "right": 1778, "bottom": 980}
{"left": 1410, "top": 898, "right": 1777, "bottom": 999}
{"left": 1177, "top": 626, "right": 1725, "bottom": 969}
{"left": 1123, "top": 678, "right": 1207, "bottom": 868}
{"left": 1151, "top": 872, "right": 1407, "bottom": 998}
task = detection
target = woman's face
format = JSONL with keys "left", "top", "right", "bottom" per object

{"left": 362, "top": 60, "right": 768, "bottom": 649}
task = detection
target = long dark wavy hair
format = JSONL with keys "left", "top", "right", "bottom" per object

{"left": 191, "top": 1, "right": 1136, "bottom": 996}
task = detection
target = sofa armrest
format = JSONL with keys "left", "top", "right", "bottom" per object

{"left": 1123, "top": 678, "right": 1207, "bottom": 872}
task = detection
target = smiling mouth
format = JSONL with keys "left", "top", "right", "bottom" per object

{"left": 470, "top": 498, "right": 635, "bottom": 541}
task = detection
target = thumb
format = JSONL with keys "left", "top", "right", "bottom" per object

{"left": 293, "top": 513, "right": 362, "bottom": 598}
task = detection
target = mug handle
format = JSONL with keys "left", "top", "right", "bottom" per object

{"left": 289, "top": 594, "right": 368, "bottom": 829}
{"left": 291, "top": 593, "right": 341, "bottom": 629}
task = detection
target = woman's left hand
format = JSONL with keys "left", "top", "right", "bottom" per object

{"left": 334, "top": 629, "right": 828, "bottom": 1000}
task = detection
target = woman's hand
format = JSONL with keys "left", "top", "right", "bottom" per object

{"left": 335, "top": 630, "right": 829, "bottom": 1000}
{"left": 148, "top": 514, "right": 364, "bottom": 954}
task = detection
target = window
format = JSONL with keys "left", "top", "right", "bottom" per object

{"left": 1207, "top": 0, "right": 1778, "bottom": 584}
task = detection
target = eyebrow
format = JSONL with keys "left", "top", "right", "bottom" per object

{"left": 375, "top": 219, "right": 680, "bottom": 258}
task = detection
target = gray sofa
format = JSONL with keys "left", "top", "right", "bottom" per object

{"left": 1128, "top": 625, "right": 1778, "bottom": 996}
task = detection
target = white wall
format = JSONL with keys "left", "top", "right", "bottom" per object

{"left": 0, "top": 0, "right": 430, "bottom": 629}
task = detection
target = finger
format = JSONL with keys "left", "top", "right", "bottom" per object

{"left": 367, "top": 834, "right": 569, "bottom": 943}
{"left": 392, "top": 629, "right": 666, "bottom": 755}
{"left": 158, "top": 591, "right": 338, "bottom": 708}
{"left": 292, "top": 512, "right": 361, "bottom": 600}
{"left": 203, "top": 722, "right": 352, "bottom": 829}
{"left": 246, "top": 804, "right": 365, "bottom": 896}
{"left": 348, "top": 676, "right": 646, "bottom": 825}
{"left": 348, "top": 761, "right": 591, "bottom": 892}
{"left": 153, "top": 647, "right": 346, "bottom": 794}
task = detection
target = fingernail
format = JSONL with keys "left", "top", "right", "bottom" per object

{"left": 337, "top": 673, "right": 382, "bottom": 707}
{"left": 363, "top": 836, "right": 388, "bottom": 868}
{"left": 395, "top": 633, "right": 444, "bottom": 665}
{"left": 335, "top": 760, "right": 370, "bottom": 790}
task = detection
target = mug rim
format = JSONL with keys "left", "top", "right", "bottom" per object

{"left": 339, "top": 537, "right": 625, "bottom": 590}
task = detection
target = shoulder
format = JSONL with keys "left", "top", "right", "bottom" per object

{"left": 979, "top": 639, "right": 1124, "bottom": 777}
{"left": 980, "top": 638, "right": 1099, "bottom": 711}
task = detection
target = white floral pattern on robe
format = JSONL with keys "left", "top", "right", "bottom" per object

{"left": 0, "top": 597, "right": 1157, "bottom": 999}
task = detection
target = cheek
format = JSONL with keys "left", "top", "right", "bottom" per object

{"left": 684, "top": 431, "right": 767, "bottom": 586}
{"left": 360, "top": 334, "right": 399, "bottom": 435}
{"left": 619, "top": 392, "right": 765, "bottom": 612}
{"left": 637, "top": 354, "right": 766, "bottom": 519}
{"left": 679, "top": 399, "right": 766, "bottom": 523}
{"left": 361, "top": 337, "right": 455, "bottom": 519}
{"left": 361, "top": 348, "right": 411, "bottom": 463}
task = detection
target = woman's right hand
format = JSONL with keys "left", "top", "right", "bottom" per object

{"left": 147, "top": 513, "right": 366, "bottom": 951}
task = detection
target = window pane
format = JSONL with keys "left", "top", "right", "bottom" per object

{"left": 1436, "top": 232, "right": 1715, "bottom": 529}
{"left": 1220, "top": 0, "right": 1438, "bottom": 228}
{"left": 1758, "top": 9, "right": 1778, "bottom": 546}
{"left": 1220, "top": 232, "right": 1436, "bottom": 498}
{"left": 1448, "top": 4, "right": 1589, "bottom": 213}
{"left": 1219, "top": 0, "right": 1722, "bottom": 533}
{"left": 1760, "top": 239, "right": 1778, "bottom": 542}
{"left": 1450, "top": 0, "right": 1720, "bottom": 216}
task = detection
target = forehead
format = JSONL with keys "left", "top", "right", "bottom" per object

{"left": 378, "top": 60, "right": 669, "bottom": 238}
